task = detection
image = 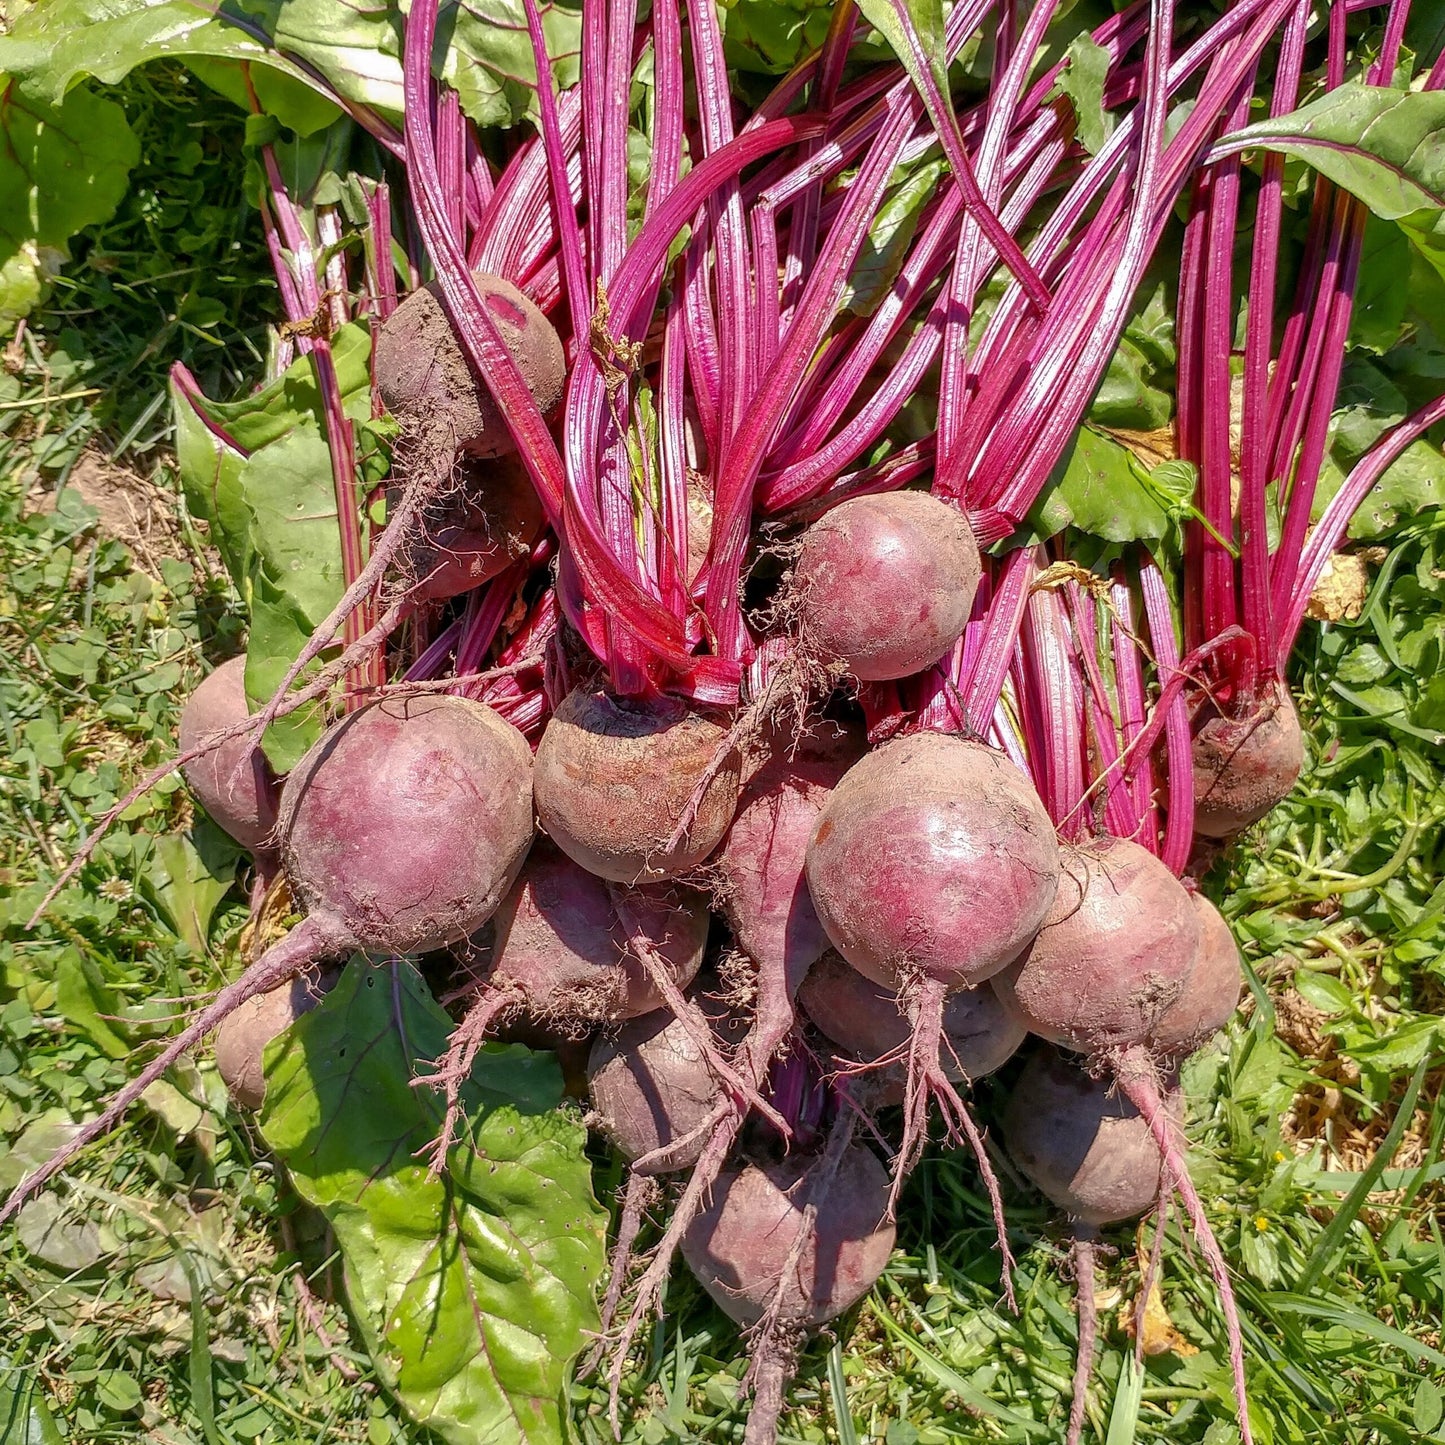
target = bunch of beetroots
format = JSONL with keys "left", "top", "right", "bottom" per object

{"left": 12, "top": 2, "right": 1445, "bottom": 1443}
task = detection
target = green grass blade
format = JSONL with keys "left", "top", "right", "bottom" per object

{"left": 1267, "top": 1295, "right": 1445, "bottom": 1368}
{"left": 827, "top": 1339, "right": 859, "bottom": 1445}
{"left": 1298, "top": 1054, "right": 1432, "bottom": 1292}
{"left": 182, "top": 1255, "right": 224, "bottom": 1445}
{"left": 1104, "top": 1354, "right": 1145, "bottom": 1445}
{"left": 869, "top": 1301, "right": 1046, "bottom": 1433}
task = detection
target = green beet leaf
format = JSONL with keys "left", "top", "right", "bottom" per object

{"left": 260, "top": 960, "right": 606, "bottom": 1445}
{"left": 843, "top": 156, "right": 947, "bottom": 317}
{"left": 0, "top": 76, "right": 139, "bottom": 323}
{"left": 0, "top": 0, "right": 339, "bottom": 133}
{"left": 1019, "top": 425, "right": 1184, "bottom": 545}
{"left": 1055, "top": 33, "right": 1115, "bottom": 157}
{"left": 0, "top": 0, "right": 581, "bottom": 133}
{"left": 720, "top": 0, "right": 837, "bottom": 74}
{"left": 172, "top": 325, "right": 374, "bottom": 769}
{"left": 239, "top": 423, "right": 348, "bottom": 771}
{"left": 1213, "top": 83, "right": 1445, "bottom": 280}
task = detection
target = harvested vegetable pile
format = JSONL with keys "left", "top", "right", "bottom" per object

{"left": 4, "top": 0, "right": 1445, "bottom": 1441}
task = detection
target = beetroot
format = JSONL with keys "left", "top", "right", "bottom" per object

{"left": 805, "top": 732, "right": 1058, "bottom": 1266}
{"left": 1003, "top": 1048, "right": 1171, "bottom": 1228}
{"left": 993, "top": 838, "right": 1202, "bottom": 1057}
{"left": 585, "top": 995, "right": 746, "bottom": 1347}
{"left": 214, "top": 968, "right": 338, "bottom": 1110}
{"left": 178, "top": 657, "right": 279, "bottom": 852}
{"left": 682, "top": 1136, "right": 895, "bottom": 1445}
{"left": 800, "top": 951, "right": 1024, "bottom": 1086}
{"left": 483, "top": 840, "right": 708, "bottom": 1025}
{"left": 534, "top": 686, "right": 741, "bottom": 882}
{"left": 593, "top": 726, "right": 850, "bottom": 1383}
{"left": 434, "top": 840, "right": 713, "bottom": 1103}
{"left": 0, "top": 692, "right": 535, "bottom": 1226}
{"left": 715, "top": 723, "right": 863, "bottom": 998}
{"left": 1192, "top": 685, "right": 1303, "bottom": 837}
{"left": 792, "top": 491, "right": 981, "bottom": 682}
{"left": 806, "top": 732, "right": 1059, "bottom": 991}
{"left": 682, "top": 1144, "right": 894, "bottom": 1326}
{"left": 1003, "top": 1048, "right": 1176, "bottom": 1445}
{"left": 991, "top": 837, "right": 1254, "bottom": 1445}
{"left": 401, "top": 455, "right": 544, "bottom": 602}
{"left": 281, "top": 693, "right": 534, "bottom": 955}
{"left": 374, "top": 272, "right": 566, "bottom": 459}
{"left": 587, "top": 1007, "right": 727, "bottom": 1174}
{"left": 1155, "top": 893, "right": 1243, "bottom": 1050}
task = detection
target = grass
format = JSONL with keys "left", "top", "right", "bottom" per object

{"left": 3, "top": 60, "right": 1444, "bottom": 1445}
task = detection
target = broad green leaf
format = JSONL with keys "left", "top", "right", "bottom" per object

{"left": 1055, "top": 33, "right": 1115, "bottom": 156}
{"left": 1349, "top": 215, "right": 1411, "bottom": 354}
{"left": 1316, "top": 442, "right": 1445, "bottom": 539}
{"left": 241, "top": 424, "right": 348, "bottom": 770}
{"left": 172, "top": 326, "right": 372, "bottom": 768}
{"left": 16, "top": 1194, "right": 114, "bottom": 1271}
{"left": 172, "top": 381, "right": 257, "bottom": 598}
{"left": 184, "top": 320, "right": 373, "bottom": 460}
{"left": 260, "top": 960, "right": 606, "bottom": 1445}
{"left": 0, "top": 1356, "right": 65, "bottom": 1445}
{"left": 1215, "top": 84, "right": 1445, "bottom": 219}
{"left": 1293, "top": 970, "right": 1353, "bottom": 1016}
{"left": 1022, "top": 425, "right": 1179, "bottom": 544}
{"left": 719, "top": 0, "right": 836, "bottom": 74}
{"left": 0, "top": 0, "right": 339, "bottom": 125}
{"left": 145, "top": 826, "right": 240, "bottom": 953}
{"left": 0, "top": 1112, "right": 84, "bottom": 1197}
{"left": 0, "top": 0, "right": 583, "bottom": 132}
{"left": 1090, "top": 335, "right": 1172, "bottom": 429}
{"left": 54, "top": 946, "right": 131, "bottom": 1058}
{"left": 1406, "top": 0, "right": 1445, "bottom": 68}
{"left": 843, "top": 157, "right": 947, "bottom": 317}
{"left": 187, "top": 55, "right": 344, "bottom": 135}
{"left": 0, "top": 75, "right": 139, "bottom": 323}
{"left": 856, "top": 0, "right": 948, "bottom": 112}
{"left": 1313, "top": 355, "right": 1445, "bottom": 538}
{"left": 1415, "top": 1379, "right": 1444, "bottom": 1436}
{"left": 1214, "top": 84, "right": 1445, "bottom": 278}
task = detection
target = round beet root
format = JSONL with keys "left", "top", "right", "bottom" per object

{"left": 374, "top": 273, "right": 566, "bottom": 459}
{"left": 792, "top": 491, "right": 981, "bottom": 682}
{"left": 178, "top": 657, "right": 278, "bottom": 852}
{"left": 716, "top": 724, "right": 863, "bottom": 998}
{"left": 280, "top": 693, "right": 534, "bottom": 954}
{"left": 486, "top": 840, "right": 708, "bottom": 1025}
{"left": 1192, "top": 686, "right": 1303, "bottom": 838}
{"left": 681, "top": 1144, "right": 896, "bottom": 1328}
{"left": 534, "top": 687, "right": 741, "bottom": 882}
{"left": 1155, "top": 893, "right": 1242, "bottom": 1050}
{"left": 800, "top": 951, "right": 1024, "bottom": 1083}
{"left": 214, "top": 968, "right": 337, "bottom": 1110}
{"left": 806, "top": 733, "right": 1060, "bottom": 989}
{"left": 994, "top": 838, "right": 1201, "bottom": 1056}
{"left": 402, "top": 456, "right": 544, "bottom": 602}
{"left": 588, "top": 1008, "right": 727, "bottom": 1173}
{"left": 1003, "top": 1048, "right": 1174, "bottom": 1227}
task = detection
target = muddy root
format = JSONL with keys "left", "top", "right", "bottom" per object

{"left": 1067, "top": 1234, "right": 1099, "bottom": 1445}
{"left": 1113, "top": 1045, "right": 1253, "bottom": 1445}
{"left": 0, "top": 913, "right": 352, "bottom": 1227}
{"left": 899, "top": 976, "right": 1016, "bottom": 1308}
